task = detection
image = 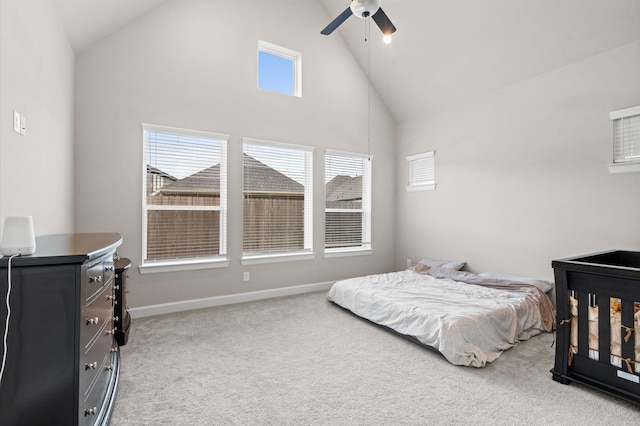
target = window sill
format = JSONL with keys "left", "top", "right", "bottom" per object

{"left": 241, "top": 252, "right": 315, "bottom": 265}
{"left": 324, "top": 247, "right": 373, "bottom": 258}
{"left": 406, "top": 183, "right": 436, "bottom": 192}
{"left": 608, "top": 162, "right": 640, "bottom": 174}
{"left": 139, "top": 257, "right": 230, "bottom": 274}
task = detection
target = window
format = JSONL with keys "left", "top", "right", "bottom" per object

{"left": 609, "top": 106, "right": 640, "bottom": 174}
{"left": 141, "top": 124, "right": 228, "bottom": 272}
{"left": 407, "top": 151, "right": 436, "bottom": 191}
{"left": 242, "top": 138, "right": 313, "bottom": 263}
{"left": 325, "top": 150, "right": 372, "bottom": 255}
{"left": 258, "top": 40, "right": 302, "bottom": 97}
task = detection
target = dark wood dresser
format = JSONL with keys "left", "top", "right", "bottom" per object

{"left": 0, "top": 233, "right": 122, "bottom": 426}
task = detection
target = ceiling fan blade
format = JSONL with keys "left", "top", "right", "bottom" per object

{"left": 321, "top": 7, "right": 353, "bottom": 35}
{"left": 372, "top": 7, "right": 396, "bottom": 35}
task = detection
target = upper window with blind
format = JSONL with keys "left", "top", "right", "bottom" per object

{"left": 258, "top": 40, "right": 302, "bottom": 97}
{"left": 325, "top": 150, "right": 372, "bottom": 255}
{"left": 242, "top": 138, "right": 313, "bottom": 263}
{"left": 406, "top": 151, "right": 436, "bottom": 191}
{"left": 141, "top": 124, "right": 228, "bottom": 272}
{"left": 609, "top": 106, "right": 640, "bottom": 174}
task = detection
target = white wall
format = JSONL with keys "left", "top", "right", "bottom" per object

{"left": 0, "top": 0, "right": 75, "bottom": 235}
{"left": 74, "top": 0, "right": 397, "bottom": 308}
{"left": 396, "top": 40, "right": 640, "bottom": 281}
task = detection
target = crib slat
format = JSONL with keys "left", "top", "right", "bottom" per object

{"left": 598, "top": 294, "right": 610, "bottom": 364}
{"left": 577, "top": 292, "right": 590, "bottom": 357}
{"left": 621, "top": 299, "right": 635, "bottom": 363}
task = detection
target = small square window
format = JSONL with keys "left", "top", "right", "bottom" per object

{"left": 608, "top": 106, "right": 640, "bottom": 174}
{"left": 258, "top": 40, "right": 301, "bottom": 97}
{"left": 611, "top": 106, "right": 640, "bottom": 164}
{"left": 407, "top": 151, "right": 436, "bottom": 191}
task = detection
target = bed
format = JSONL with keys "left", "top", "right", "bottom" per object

{"left": 327, "top": 260, "right": 555, "bottom": 367}
{"left": 552, "top": 250, "right": 640, "bottom": 405}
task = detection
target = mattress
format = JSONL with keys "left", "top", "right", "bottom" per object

{"left": 327, "top": 268, "right": 555, "bottom": 367}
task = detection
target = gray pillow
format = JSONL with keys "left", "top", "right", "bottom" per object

{"left": 415, "top": 257, "right": 466, "bottom": 271}
{"left": 478, "top": 272, "right": 553, "bottom": 293}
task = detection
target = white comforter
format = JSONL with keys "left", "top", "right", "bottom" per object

{"left": 327, "top": 270, "right": 552, "bottom": 367}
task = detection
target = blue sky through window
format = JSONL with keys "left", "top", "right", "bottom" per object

{"left": 258, "top": 51, "right": 294, "bottom": 96}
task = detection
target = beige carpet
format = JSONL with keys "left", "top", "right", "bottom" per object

{"left": 111, "top": 291, "right": 640, "bottom": 425}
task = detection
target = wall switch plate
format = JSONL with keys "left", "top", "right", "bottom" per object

{"left": 20, "top": 115, "right": 26, "bottom": 135}
{"left": 243, "top": 272, "right": 250, "bottom": 281}
{"left": 13, "top": 110, "right": 21, "bottom": 133}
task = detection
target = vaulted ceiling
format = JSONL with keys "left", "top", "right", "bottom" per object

{"left": 52, "top": 0, "right": 167, "bottom": 53}
{"left": 52, "top": 0, "right": 640, "bottom": 123}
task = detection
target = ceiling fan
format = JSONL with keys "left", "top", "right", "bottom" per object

{"left": 321, "top": 0, "right": 397, "bottom": 36}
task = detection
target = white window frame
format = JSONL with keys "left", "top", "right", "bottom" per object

{"left": 140, "top": 123, "right": 229, "bottom": 274}
{"left": 241, "top": 137, "right": 314, "bottom": 265}
{"left": 257, "top": 40, "right": 302, "bottom": 98}
{"left": 406, "top": 151, "right": 436, "bottom": 191}
{"left": 608, "top": 106, "right": 640, "bottom": 174}
{"left": 324, "top": 149, "right": 372, "bottom": 258}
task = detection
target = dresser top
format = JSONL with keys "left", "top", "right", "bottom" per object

{"left": 0, "top": 233, "right": 122, "bottom": 267}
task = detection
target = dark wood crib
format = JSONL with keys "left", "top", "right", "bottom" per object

{"left": 552, "top": 250, "right": 640, "bottom": 405}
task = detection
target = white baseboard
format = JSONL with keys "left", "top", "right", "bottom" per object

{"left": 128, "top": 281, "right": 335, "bottom": 318}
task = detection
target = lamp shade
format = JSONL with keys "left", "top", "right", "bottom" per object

{"left": 0, "top": 216, "right": 36, "bottom": 256}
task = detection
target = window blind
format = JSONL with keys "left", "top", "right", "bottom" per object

{"left": 243, "top": 138, "right": 313, "bottom": 256}
{"left": 611, "top": 106, "right": 640, "bottom": 164}
{"left": 325, "top": 150, "right": 372, "bottom": 251}
{"left": 407, "top": 151, "right": 435, "bottom": 191}
{"left": 143, "top": 124, "right": 228, "bottom": 263}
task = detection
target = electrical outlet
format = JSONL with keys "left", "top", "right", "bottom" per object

{"left": 406, "top": 259, "right": 412, "bottom": 267}
{"left": 243, "top": 272, "right": 250, "bottom": 282}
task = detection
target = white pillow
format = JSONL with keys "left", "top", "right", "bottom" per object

{"left": 478, "top": 272, "right": 554, "bottom": 293}
{"left": 416, "top": 257, "right": 465, "bottom": 271}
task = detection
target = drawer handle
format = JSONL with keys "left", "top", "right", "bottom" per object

{"left": 113, "top": 316, "right": 119, "bottom": 322}
{"left": 84, "top": 407, "right": 97, "bottom": 416}
{"left": 105, "top": 266, "right": 114, "bottom": 272}
{"left": 111, "top": 347, "right": 119, "bottom": 353}
{"left": 105, "top": 365, "right": 114, "bottom": 371}
{"left": 86, "top": 317, "right": 99, "bottom": 326}
{"left": 105, "top": 328, "right": 116, "bottom": 336}
{"left": 89, "top": 276, "right": 102, "bottom": 283}
{"left": 106, "top": 295, "right": 115, "bottom": 301}
{"left": 85, "top": 362, "right": 97, "bottom": 370}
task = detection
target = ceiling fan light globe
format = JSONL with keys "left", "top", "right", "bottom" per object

{"left": 350, "top": 0, "right": 382, "bottom": 18}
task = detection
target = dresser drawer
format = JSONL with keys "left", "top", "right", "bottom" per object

{"left": 85, "top": 254, "right": 115, "bottom": 303}
{"left": 81, "top": 348, "right": 118, "bottom": 426}
{"left": 80, "top": 317, "right": 115, "bottom": 399}
{"left": 81, "top": 284, "right": 115, "bottom": 352}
